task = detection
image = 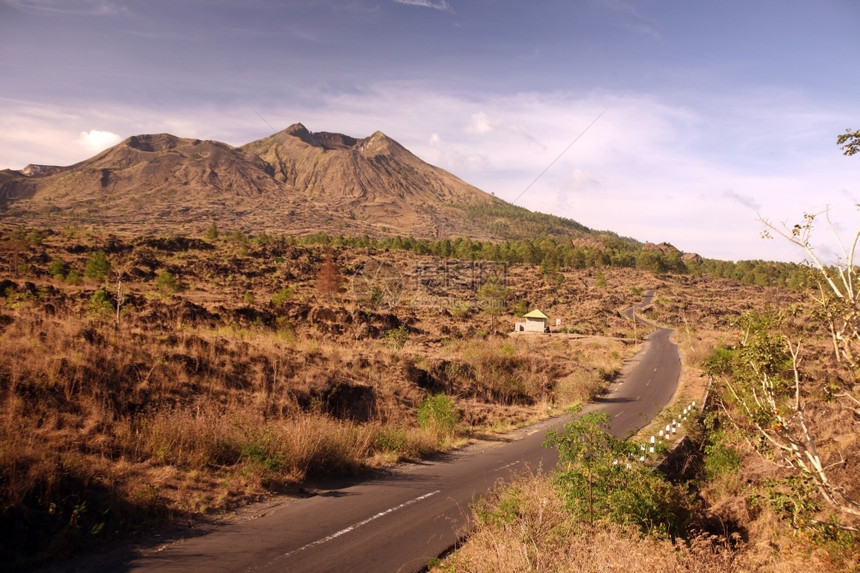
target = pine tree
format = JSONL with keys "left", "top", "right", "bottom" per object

{"left": 316, "top": 253, "right": 343, "bottom": 299}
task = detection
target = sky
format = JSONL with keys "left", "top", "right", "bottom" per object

{"left": 1, "top": 0, "right": 859, "bottom": 262}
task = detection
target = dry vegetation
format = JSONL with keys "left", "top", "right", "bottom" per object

{"left": 2, "top": 225, "right": 857, "bottom": 571}
{"left": 433, "top": 261, "right": 860, "bottom": 572}
{"left": 432, "top": 471, "right": 738, "bottom": 573}
{"left": 0, "top": 226, "right": 642, "bottom": 568}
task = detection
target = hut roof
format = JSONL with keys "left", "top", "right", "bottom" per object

{"left": 523, "top": 309, "right": 549, "bottom": 319}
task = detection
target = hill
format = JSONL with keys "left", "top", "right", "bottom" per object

{"left": 4, "top": 225, "right": 856, "bottom": 570}
{"left": 0, "top": 124, "right": 613, "bottom": 243}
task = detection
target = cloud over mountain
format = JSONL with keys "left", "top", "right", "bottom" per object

{"left": 77, "top": 129, "right": 122, "bottom": 154}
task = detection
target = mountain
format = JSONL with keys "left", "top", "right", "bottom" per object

{"left": 1, "top": 133, "right": 327, "bottom": 235}
{"left": 0, "top": 124, "right": 603, "bottom": 241}
{"left": 240, "top": 123, "right": 511, "bottom": 239}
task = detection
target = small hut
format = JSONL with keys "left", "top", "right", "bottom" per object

{"left": 514, "top": 309, "right": 549, "bottom": 333}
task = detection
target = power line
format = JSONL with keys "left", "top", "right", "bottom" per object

{"left": 511, "top": 108, "right": 607, "bottom": 205}
{"left": 255, "top": 110, "right": 278, "bottom": 135}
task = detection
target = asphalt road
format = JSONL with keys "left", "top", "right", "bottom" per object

{"left": 93, "top": 292, "right": 680, "bottom": 573}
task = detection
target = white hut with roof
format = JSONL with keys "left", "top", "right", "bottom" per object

{"left": 514, "top": 309, "right": 549, "bottom": 333}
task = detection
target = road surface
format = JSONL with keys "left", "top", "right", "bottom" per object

{"left": 611, "top": 290, "right": 680, "bottom": 433}
{"left": 66, "top": 292, "right": 680, "bottom": 573}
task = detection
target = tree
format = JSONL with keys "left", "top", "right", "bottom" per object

{"left": 712, "top": 309, "right": 860, "bottom": 521}
{"left": 204, "top": 222, "right": 219, "bottom": 241}
{"left": 476, "top": 277, "right": 508, "bottom": 332}
{"left": 545, "top": 410, "right": 623, "bottom": 525}
{"left": 837, "top": 128, "right": 860, "bottom": 157}
{"left": 84, "top": 250, "right": 111, "bottom": 281}
{"left": 760, "top": 209, "right": 860, "bottom": 376}
{"left": 2, "top": 226, "right": 29, "bottom": 277}
{"left": 544, "top": 407, "right": 692, "bottom": 535}
{"left": 315, "top": 252, "right": 343, "bottom": 299}
{"left": 760, "top": 134, "right": 860, "bottom": 376}
{"left": 726, "top": 205, "right": 860, "bottom": 523}
{"left": 728, "top": 135, "right": 860, "bottom": 523}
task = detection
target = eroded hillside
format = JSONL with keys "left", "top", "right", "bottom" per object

{"left": 2, "top": 225, "right": 835, "bottom": 570}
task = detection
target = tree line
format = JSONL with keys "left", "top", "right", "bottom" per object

{"left": 289, "top": 232, "right": 812, "bottom": 288}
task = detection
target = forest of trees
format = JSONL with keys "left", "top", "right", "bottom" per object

{"left": 283, "top": 232, "right": 812, "bottom": 289}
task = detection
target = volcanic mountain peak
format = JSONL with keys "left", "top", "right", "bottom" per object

{"left": 78, "top": 134, "right": 246, "bottom": 173}
{"left": 21, "top": 164, "right": 65, "bottom": 177}
{"left": 125, "top": 133, "right": 184, "bottom": 152}
{"left": 356, "top": 130, "right": 408, "bottom": 158}
{"left": 275, "top": 124, "right": 402, "bottom": 156}
{"left": 1, "top": 122, "right": 606, "bottom": 244}
{"left": 117, "top": 133, "right": 237, "bottom": 158}
{"left": 280, "top": 123, "right": 358, "bottom": 151}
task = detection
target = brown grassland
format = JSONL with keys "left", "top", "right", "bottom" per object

{"left": 0, "top": 225, "right": 858, "bottom": 571}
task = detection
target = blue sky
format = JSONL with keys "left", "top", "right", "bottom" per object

{"left": 1, "top": 0, "right": 858, "bottom": 262}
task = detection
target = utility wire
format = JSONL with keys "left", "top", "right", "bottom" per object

{"left": 255, "top": 110, "right": 278, "bottom": 135}
{"left": 511, "top": 108, "right": 607, "bottom": 205}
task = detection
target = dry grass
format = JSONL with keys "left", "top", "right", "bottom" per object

{"left": 434, "top": 466, "right": 853, "bottom": 573}
{"left": 1, "top": 230, "right": 651, "bottom": 567}
{"left": 553, "top": 337, "right": 637, "bottom": 406}
{"left": 432, "top": 471, "right": 739, "bottom": 573}
{"left": 3, "top": 228, "right": 852, "bottom": 570}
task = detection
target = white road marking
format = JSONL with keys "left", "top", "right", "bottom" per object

{"left": 496, "top": 461, "right": 520, "bottom": 472}
{"left": 614, "top": 411, "right": 624, "bottom": 418}
{"left": 274, "top": 490, "right": 441, "bottom": 561}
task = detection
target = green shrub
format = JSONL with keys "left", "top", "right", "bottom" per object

{"left": 47, "top": 258, "right": 66, "bottom": 279}
{"left": 241, "top": 437, "right": 285, "bottom": 473}
{"left": 84, "top": 250, "right": 111, "bottom": 281}
{"left": 155, "top": 271, "right": 179, "bottom": 294}
{"left": 386, "top": 325, "right": 409, "bottom": 351}
{"left": 87, "top": 290, "right": 114, "bottom": 322}
{"left": 204, "top": 222, "right": 219, "bottom": 241}
{"left": 27, "top": 229, "right": 44, "bottom": 245}
{"left": 271, "top": 287, "right": 295, "bottom": 308}
{"left": 418, "top": 394, "right": 459, "bottom": 437}
{"left": 499, "top": 343, "right": 516, "bottom": 357}
{"left": 373, "top": 427, "right": 409, "bottom": 454}
{"left": 703, "top": 439, "right": 741, "bottom": 481}
{"left": 702, "top": 347, "right": 736, "bottom": 376}
{"left": 545, "top": 408, "right": 693, "bottom": 537}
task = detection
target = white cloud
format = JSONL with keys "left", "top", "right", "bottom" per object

{"left": 4, "top": 0, "right": 127, "bottom": 16}
{"left": 392, "top": 0, "right": 451, "bottom": 11}
{"left": 77, "top": 129, "right": 122, "bottom": 154}
{"left": 466, "top": 112, "right": 493, "bottom": 135}
{"left": 1, "top": 85, "right": 857, "bottom": 262}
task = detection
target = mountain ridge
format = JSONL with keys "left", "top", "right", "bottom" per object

{"left": 0, "top": 124, "right": 627, "bottom": 245}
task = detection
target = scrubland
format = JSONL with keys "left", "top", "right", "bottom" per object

{"left": 0, "top": 227, "right": 640, "bottom": 568}
{"left": 1, "top": 226, "right": 857, "bottom": 571}
{"left": 434, "top": 266, "right": 860, "bottom": 572}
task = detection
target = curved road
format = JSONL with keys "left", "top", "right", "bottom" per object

{"left": 604, "top": 290, "right": 681, "bottom": 437}
{"left": 90, "top": 292, "right": 680, "bottom": 573}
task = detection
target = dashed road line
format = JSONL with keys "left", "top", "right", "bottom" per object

{"left": 496, "top": 461, "right": 521, "bottom": 472}
{"left": 270, "top": 490, "right": 441, "bottom": 564}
